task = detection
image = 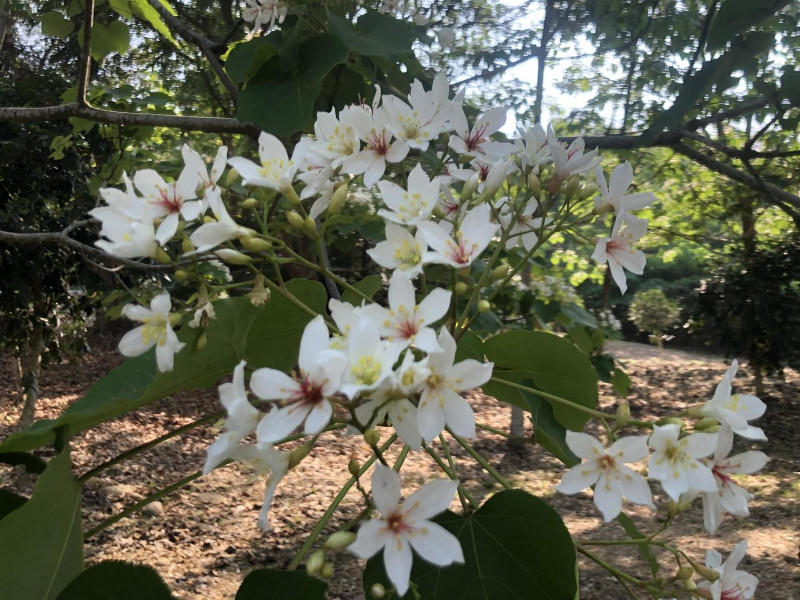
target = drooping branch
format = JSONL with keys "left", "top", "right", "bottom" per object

{"left": 76, "top": 0, "right": 96, "bottom": 105}
{"left": 0, "top": 102, "right": 260, "bottom": 136}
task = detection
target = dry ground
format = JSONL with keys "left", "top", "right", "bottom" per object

{"left": 1, "top": 337, "right": 798, "bottom": 599}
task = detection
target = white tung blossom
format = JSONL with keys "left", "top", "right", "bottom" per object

{"left": 700, "top": 360, "right": 767, "bottom": 440}
{"left": 118, "top": 293, "right": 185, "bottom": 372}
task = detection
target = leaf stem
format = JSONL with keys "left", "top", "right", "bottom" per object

{"left": 447, "top": 428, "right": 512, "bottom": 490}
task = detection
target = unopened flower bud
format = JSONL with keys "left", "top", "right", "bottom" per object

{"left": 169, "top": 312, "right": 183, "bottom": 327}
{"left": 240, "top": 236, "right": 271, "bottom": 253}
{"left": 676, "top": 566, "right": 695, "bottom": 581}
{"left": 324, "top": 531, "right": 356, "bottom": 551}
{"left": 282, "top": 185, "right": 302, "bottom": 206}
{"left": 687, "top": 404, "right": 706, "bottom": 418}
{"left": 458, "top": 267, "right": 471, "bottom": 277}
{"left": 215, "top": 248, "right": 252, "bottom": 265}
{"left": 203, "top": 215, "right": 215, "bottom": 224}
{"left": 226, "top": 168, "right": 239, "bottom": 187}
{"left": 477, "top": 300, "right": 491, "bottom": 313}
{"left": 592, "top": 202, "right": 614, "bottom": 215}
{"left": 304, "top": 215, "right": 318, "bottom": 237}
{"left": 348, "top": 458, "right": 360, "bottom": 478}
{"left": 174, "top": 269, "right": 189, "bottom": 282}
{"left": 491, "top": 265, "right": 509, "bottom": 281}
{"left": 658, "top": 416, "right": 684, "bottom": 428}
{"left": 241, "top": 197, "right": 259, "bottom": 209}
{"left": 328, "top": 182, "right": 349, "bottom": 215}
{"left": 155, "top": 247, "right": 172, "bottom": 264}
{"left": 195, "top": 331, "right": 207, "bottom": 351}
{"left": 684, "top": 577, "right": 698, "bottom": 591}
{"left": 454, "top": 281, "right": 469, "bottom": 295}
{"left": 289, "top": 443, "right": 312, "bottom": 469}
{"left": 566, "top": 175, "right": 581, "bottom": 197}
{"left": 667, "top": 500, "right": 680, "bottom": 518}
{"left": 181, "top": 237, "right": 195, "bottom": 254}
{"left": 320, "top": 562, "right": 334, "bottom": 580}
{"left": 579, "top": 183, "right": 598, "bottom": 200}
{"left": 461, "top": 176, "right": 478, "bottom": 203}
{"left": 694, "top": 564, "right": 720, "bottom": 582}
{"left": 527, "top": 173, "right": 541, "bottom": 198}
{"left": 363, "top": 428, "right": 380, "bottom": 446}
{"left": 615, "top": 402, "right": 631, "bottom": 427}
{"left": 306, "top": 549, "right": 325, "bottom": 575}
{"left": 370, "top": 583, "right": 386, "bottom": 599}
{"left": 287, "top": 210, "right": 305, "bottom": 230}
{"left": 694, "top": 417, "right": 718, "bottom": 431}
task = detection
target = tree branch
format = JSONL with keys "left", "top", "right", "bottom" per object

{"left": 0, "top": 102, "right": 260, "bottom": 136}
{"left": 144, "top": 0, "right": 239, "bottom": 104}
{"left": 76, "top": 0, "right": 96, "bottom": 105}
{"left": 682, "top": 97, "right": 770, "bottom": 131}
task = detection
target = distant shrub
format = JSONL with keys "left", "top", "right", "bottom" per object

{"left": 628, "top": 288, "right": 680, "bottom": 347}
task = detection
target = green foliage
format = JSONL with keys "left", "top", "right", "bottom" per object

{"left": 0, "top": 449, "right": 83, "bottom": 600}
{"left": 522, "top": 386, "right": 580, "bottom": 467}
{"left": 0, "top": 280, "right": 326, "bottom": 453}
{"left": 363, "top": 489, "right": 578, "bottom": 600}
{"left": 341, "top": 274, "right": 383, "bottom": 305}
{"left": 56, "top": 561, "right": 175, "bottom": 600}
{"left": 628, "top": 288, "right": 680, "bottom": 338}
{"left": 483, "top": 330, "right": 598, "bottom": 430}
{"left": 328, "top": 12, "right": 421, "bottom": 60}
{"left": 234, "top": 569, "right": 327, "bottom": 600}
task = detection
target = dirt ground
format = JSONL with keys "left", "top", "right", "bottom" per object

{"left": 1, "top": 337, "right": 798, "bottom": 599}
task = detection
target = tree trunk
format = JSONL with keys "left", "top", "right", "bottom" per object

{"left": 17, "top": 323, "right": 44, "bottom": 430}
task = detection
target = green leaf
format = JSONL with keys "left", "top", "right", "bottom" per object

{"left": 225, "top": 38, "right": 278, "bottom": 84}
{"left": 90, "top": 20, "right": 130, "bottom": 62}
{"left": 41, "top": 10, "right": 74, "bottom": 38}
{"left": 363, "top": 489, "right": 578, "bottom": 599}
{"left": 559, "top": 303, "right": 598, "bottom": 328}
{"left": 566, "top": 324, "right": 594, "bottom": 355}
{"left": 617, "top": 514, "right": 660, "bottom": 578}
{"left": 0, "top": 489, "right": 27, "bottom": 521}
{"left": 0, "top": 451, "right": 47, "bottom": 473}
{"left": 0, "top": 280, "right": 326, "bottom": 453}
{"left": 707, "top": 0, "right": 786, "bottom": 51}
{"left": 0, "top": 450, "right": 83, "bottom": 600}
{"left": 611, "top": 368, "right": 631, "bottom": 397}
{"left": 237, "top": 34, "right": 349, "bottom": 136}
{"left": 56, "top": 561, "right": 174, "bottom": 599}
{"left": 482, "top": 330, "right": 598, "bottom": 430}
{"left": 109, "top": 0, "right": 177, "bottom": 46}
{"left": 328, "top": 12, "right": 418, "bottom": 59}
{"left": 780, "top": 68, "right": 800, "bottom": 103}
{"left": 455, "top": 329, "right": 484, "bottom": 363}
{"left": 522, "top": 384, "right": 579, "bottom": 467}
{"left": 341, "top": 274, "right": 383, "bottom": 305}
{"left": 234, "top": 568, "right": 327, "bottom": 599}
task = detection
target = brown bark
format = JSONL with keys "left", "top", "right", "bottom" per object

{"left": 17, "top": 323, "right": 44, "bottom": 430}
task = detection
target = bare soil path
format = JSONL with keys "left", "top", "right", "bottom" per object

{"left": 1, "top": 337, "right": 798, "bottom": 599}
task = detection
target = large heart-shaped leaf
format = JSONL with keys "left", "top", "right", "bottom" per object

{"left": 328, "top": 12, "right": 419, "bottom": 59}
{"left": 0, "top": 450, "right": 83, "bottom": 600}
{"left": 56, "top": 561, "right": 174, "bottom": 600}
{"left": 0, "top": 280, "right": 326, "bottom": 453}
{"left": 363, "top": 489, "right": 578, "bottom": 599}
{"left": 234, "top": 568, "right": 327, "bottom": 599}
{"left": 482, "top": 330, "right": 598, "bottom": 430}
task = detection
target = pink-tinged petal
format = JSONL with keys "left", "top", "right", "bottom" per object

{"left": 180, "top": 200, "right": 204, "bottom": 222}
{"left": 416, "top": 288, "right": 451, "bottom": 325}
{"left": 556, "top": 464, "right": 600, "bottom": 495}
{"left": 591, "top": 238, "right": 608, "bottom": 263}
{"left": 384, "top": 535, "right": 413, "bottom": 597}
{"left": 714, "top": 426, "right": 735, "bottom": 462}
{"left": 609, "top": 162, "right": 634, "bottom": 197}
{"left": 349, "top": 519, "right": 389, "bottom": 559}
{"left": 684, "top": 432, "right": 719, "bottom": 459}
{"left": 250, "top": 368, "right": 299, "bottom": 400}
{"left": 449, "top": 106, "right": 468, "bottom": 136}
{"left": 593, "top": 473, "right": 623, "bottom": 521}
{"left": 411, "top": 328, "right": 441, "bottom": 354}
{"left": 385, "top": 140, "right": 409, "bottom": 163}
{"left": 417, "top": 221, "right": 454, "bottom": 255}
{"left": 155, "top": 212, "right": 179, "bottom": 244}
{"left": 298, "top": 315, "right": 330, "bottom": 374}
{"left": 388, "top": 270, "right": 417, "bottom": 312}
{"left": 372, "top": 464, "right": 402, "bottom": 517}
{"left": 442, "top": 391, "right": 475, "bottom": 438}
{"left": 615, "top": 249, "right": 646, "bottom": 275}
{"left": 725, "top": 451, "right": 768, "bottom": 475}
{"left": 133, "top": 168, "right": 167, "bottom": 200}
{"left": 257, "top": 404, "right": 309, "bottom": 443}
{"left": 404, "top": 479, "right": 459, "bottom": 522}
{"left": 446, "top": 360, "right": 493, "bottom": 391}
{"left": 617, "top": 466, "right": 654, "bottom": 508}
{"left": 417, "top": 391, "right": 446, "bottom": 444}
{"left": 303, "top": 400, "right": 332, "bottom": 435}
{"left": 409, "top": 520, "right": 464, "bottom": 566}
{"left": 608, "top": 435, "right": 649, "bottom": 463}
{"left": 565, "top": 431, "right": 605, "bottom": 460}
{"left": 686, "top": 461, "right": 717, "bottom": 493}
{"left": 118, "top": 325, "right": 152, "bottom": 357}
{"left": 211, "top": 146, "right": 228, "bottom": 182}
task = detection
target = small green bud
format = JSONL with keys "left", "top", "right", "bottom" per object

{"left": 240, "top": 236, "right": 271, "bottom": 253}
{"left": 203, "top": 215, "right": 215, "bottom": 224}
{"left": 195, "top": 331, "right": 207, "bottom": 351}
{"left": 458, "top": 267, "right": 471, "bottom": 277}
{"left": 215, "top": 248, "right": 252, "bottom": 265}
{"left": 683, "top": 577, "right": 698, "bottom": 591}
{"left": 667, "top": 500, "right": 679, "bottom": 518}
{"left": 615, "top": 402, "right": 631, "bottom": 427}
{"left": 694, "top": 417, "right": 719, "bottom": 431}
{"left": 658, "top": 416, "right": 685, "bottom": 427}
{"left": 306, "top": 550, "right": 325, "bottom": 575}
{"left": 527, "top": 173, "right": 541, "bottom": 198}
{"left": 454, "top": 281, "right": 469, "bottom": 295}
{"left": 287, "top": 210, "right": 305, "bottom": 230}
{"left": 328, "top": 182, "right": 349, "bottom": 215}
{"left": 477, "top": 300, "right": 491, "bottom": 313}
{"left": 226, "top": 168, "right": 239, "bottom": 187}
{"left": 181, "top": 237, "right": 195, "bottom": 254}
{"left": 155, "top": 247, "right": 172, "bottom": 264}
{"left": 320, "top": 562, "right": 334, "bottom": 580}
{"left": 363, "top": 428, "right": 380, "bottom": 447}
{"left": 676, "top": 566, "right": 695, "bottom": 581}
{"left": 324, "top": 531, "right": 356, "bottom": 551}
{"left": 174, "top": 269, "right": 189, "bottom": 282}
{"left": 289, "top": 443, "right": 312, "bottom": 469}
{"left": 579, "top": 183, "right": 598, "bottom": 200}
{"left": 304, "top": 215, "right": 318, "bottom": 237}
{"left": 370, "top": 583, "right": 387, "bottom": 599}
{"left": 694, "top": 564, "right": 720, "bottom": 582}
{"left": 241, "top": 197, "right": 259, "bottom": 209}
{"left": 348, "top": 458, "right": 360, "bottom": 478}
{"left": 566, "top": 175, "right": 581, "bottom": 197}
{"left": 490, "top": 265, "right": 510, "bottom": 281}
{"left": 169, "top": 312, "right": 183, "bottom": 327}
{"left": 687, "top": 404, "right": 706, "bottom": 418}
